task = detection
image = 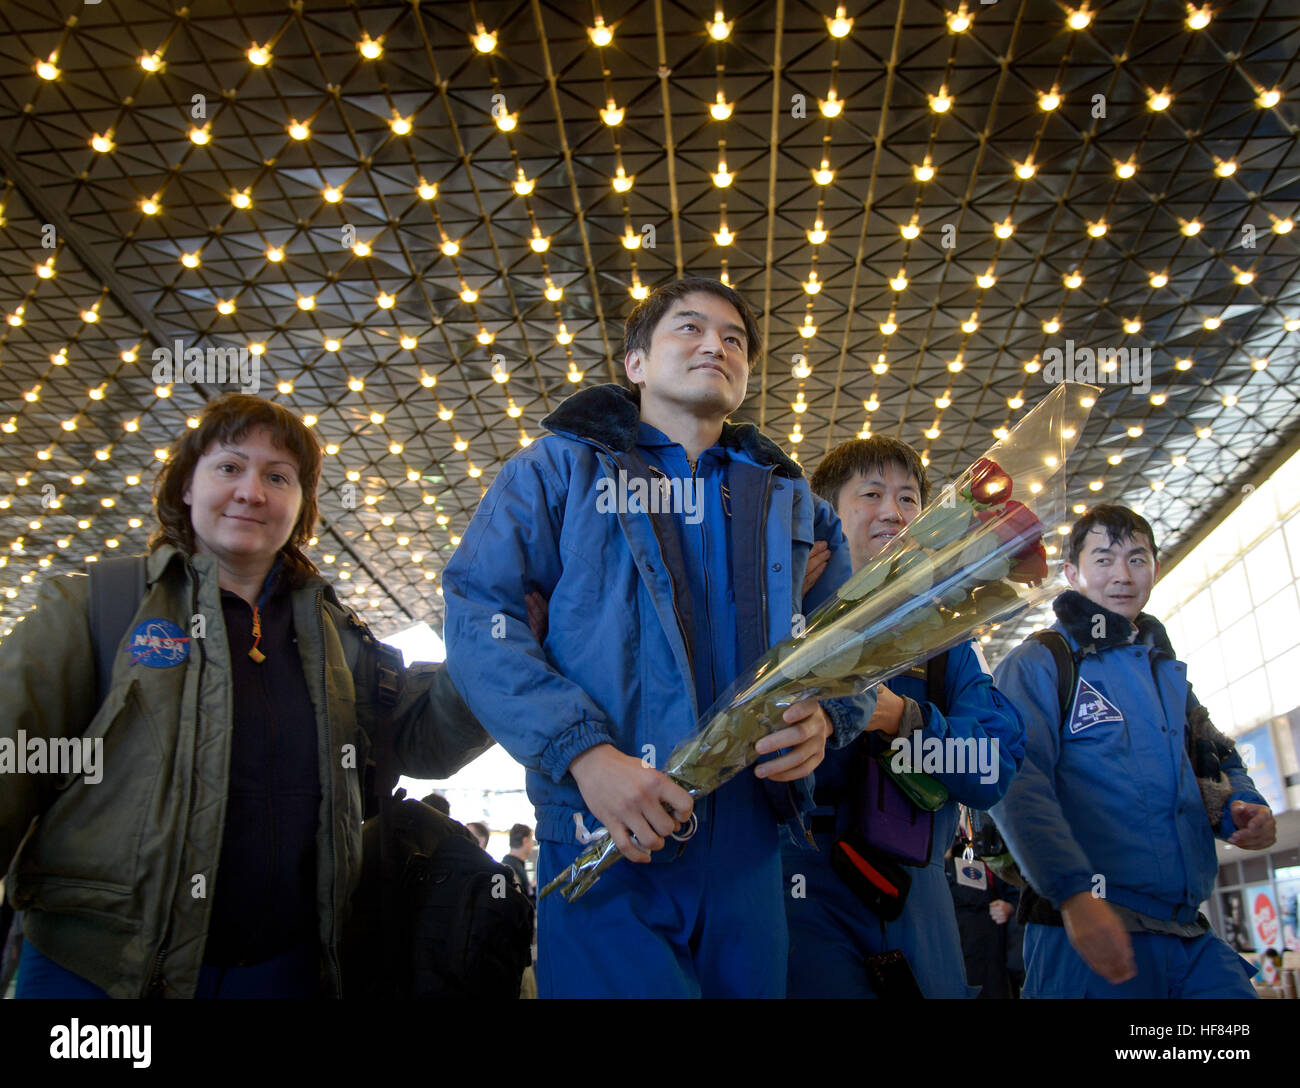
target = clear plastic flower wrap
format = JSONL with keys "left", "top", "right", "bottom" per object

{"left": 541, "top": 383, "right": 1100, "bottom": 903}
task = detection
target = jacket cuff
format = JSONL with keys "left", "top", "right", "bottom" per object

{"left": 1217, "top": 791, "right": 1268, "bottom": 840}
{"left": 542, "top": 719, "right": 617, "bottom": 784}
{"left": 821, "top": 690, "right": 875, "bottom": 749}
{"left": 895, "top": 696, "right": 926, "bottom": 740}
{"left": 1046, "top": 871, "right": 1097, "bottom": 910}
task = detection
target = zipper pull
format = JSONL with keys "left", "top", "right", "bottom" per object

{"left": 720, "top": 482, "right": 732, "bottom": 519}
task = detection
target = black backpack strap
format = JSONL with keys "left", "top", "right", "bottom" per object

{"left": 88, "top": 555, "right": 149, "bottom": 705}
{"left": 1027, "top": 630, "right": 1077, "bottom": 726}
{"left": 924, "top": 649, "right": 948, "bottom": 716}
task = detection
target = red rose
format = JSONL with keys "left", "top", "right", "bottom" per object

{"left": 969, "top": 458, "right": 1013, "bottom": 504}
{"left": 1009, "top": 541, "right": 1049, "bottom": 583}
{"left": 976, "top": 499, "right": 1043, "bottom": 551}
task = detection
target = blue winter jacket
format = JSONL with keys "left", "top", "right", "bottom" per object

{"left": 991, "top": 590, "right": 1267, "bottom": 920}
{"left": 442, "top": 384, "right": 875, "bottom": 846}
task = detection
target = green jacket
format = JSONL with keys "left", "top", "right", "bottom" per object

{"left": 0, "top": 544, "right": 492, "bottom": 998}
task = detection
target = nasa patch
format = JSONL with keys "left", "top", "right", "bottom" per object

{"left": 955, "top": 861, "right": 988, "bottom": 889}
{"left": 1068, "top": 677, "right": 1124, "bottom": 734}
{"left": 128, "top": 618, "right": 190, "bottom": 668}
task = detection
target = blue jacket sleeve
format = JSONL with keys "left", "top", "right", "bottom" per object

{"left": 990, "top": 640, "right": 1097, "bottom": 908}
{"left": 908, "top": 642, "right": 1025, "bottom": 809}
{"left": 807, "top": 494, "right": 876, "bottom": 750}
{"left": 441, "top": 447, "right": 618, "bottom": 783}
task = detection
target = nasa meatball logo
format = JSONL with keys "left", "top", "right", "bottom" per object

{"left": 128, "top": 618, "right": 190, "bottom": 667}
{"left": 1068, "top": 678, "right": 1124, "bottom": 734}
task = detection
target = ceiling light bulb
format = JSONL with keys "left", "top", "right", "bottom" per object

{"left": 376, "top": 292, "right": 395, "bottom": 309}
{"left": 231, "top": 190, "right": 252, "bottom": 209}
{"left": 1235, "top": 270, "right": 1254, "bottom": 285}
{"left": 460, "top": 285, "right": 478, "bottom": 303}
{"left": 890, "top": 272, "right": 909, "bottom": 291}
{"left": 1043, "top": 319, "right": 1061, "bottom": 333}
{"left": 352, "top": 241, "right": 371, "bottom": 257}
{"left": 900, "top": 221, "right": 920, "bottom": 240}
{"left": 601, "top": 101, "right": 624, "bottom": 126}
{"left": 1257, "top": 88, "right": 1282, "bottom": 108}
{"left": 1149, "top": 91, "right": 1172, "bottom": 111}
{"left": 180, "top": 252, "right": 200, "bottom": 268}
{"left": 630, "top": 282, "right": 649, "bottom": 300}
{"left": 708, "top": 12, "right": 732, "bottom": 40}
{"left": 712, "top": 162, "right": 733, "bottom": 187}
{"left": 1203, "top": 316, "right": 1221, "bottom": 329}
{"left": 803, "top": 273, "right": 821, "bottom": 294}
{"left": 711, "top": 93, "right": 733, "bottom": 121}
{"left": 914, "top": 160, "right": 935, "bottom": 182}
{"left": 81, "top": 309, "right": 99, "bottom": 323}
{"left": 828, "top": 5, "right": 853, "bottom": 37}
{"left": 1087, "top": 220, "right": 1107, "bottom": 237}
{"left": 530, "top": 231, "right": 550, "bottom": 252}
{"left": 1115, "top": 160, "right": 1137, "bottom": 178}
{"left": 1175, "top": 357, "right": 1193, "bottom": 370}
{"left": 612, "top": 167, "right": 633, "bottom": 192}
{"left": 138, "top": 51, "right": 163, "bottom": 72}
{"left": 880, "top": 319, "right": 897, "bottom": 335}
{"left": 418, "top": 181, "right": 438, "bottom": 200}
{"left": 288, "top": 121, "right": 310, "bottom": 140}
{"left": 819, "top": 92, "right": 843, "bottom": 118}
{"left": 1186, "top": 6, "right": 1211, "bottom": 30}
{"left": 91, "top": 133, "right": 114, "bottom": 153}
{"left": 1285, "top": 318, "right": 1300, "bottom": 331}
{"left": 545, "top": 283, "right": 564, "bottom": 301}
{"left": 297, "top": 295, "right": 315, "bottom": 311}
{"left": 477, "top": 329, "right": 494, "bottom": 345}
{"left": 189, "top": 125, "right": 210, "bottom": 145}
{"left": 556, "top": 325, "right": 573, "bottom": 345}
{"left": 323, "top": 187, "right": 342, "bottom": 203}
{"left": 266, "top": 246, "right": 284, "bottom": 262}
{"left": 622, "top": 231, "right": 642, "bottom": 250}
{"left": 494, "top": 112, "right": 516, "bottom": 133}
{"left": 1181, "top": 219, "right": 1202, "bottom": 235}
{"left": 1039, "top": 91, "right": 1061, "bottom": 111}
{"left": 217, "top": 300, "right": 236, "bottom": 315}
{"left": 961, "top": 318, "right": 979, "bottom": 333}
{"left": 1272, "top": 218, "right": 1294, "bottom": 234}
{"left": 976, "top": 272, "right": 996, "bottom": 288}
{"left": 1123, "top": 318, "right": 1141, "bottom": 333}
{"left": 359, "top": 37, "right": 382, "bottom": 59}
{"left": 714, "top": 225, "right": 735, "bottom": 246}
{"left": 1015, "top": 160, "right": 1036, "bottom": 180}
{"left": 589, "top": 18, "right": 613, "bottom": 47}
{"left": 247, "top": 45, "right": 270, "bottom": 66}
{"left": 36, "top": 57, "right": 60, "bottom": 80}
{"left": 1252, "top": 357, "right": 1269, "bottom": 370}
{"left": 807, "top": 220, "right": 828, "bottom": 245}
{"left": 1214, "top": 159, "right": 1237, "bottom": 178}
{"left": 813, "top": 160, "right": 834, "bottom": 185}
{"left": 441, "top": 239, "right": 459, "bottom": 256}
{"left": 1008, "top": 396, "right": 1024, "bottom": 409}
{"left": 1149, "top": 271, "right": 1168, "bottom": 288}
{"left": 948, "top": 7, "right": 972, "bottom": 33}
{"left": 1064, "top": 271, "right": 1083, "bottom": 288}
{"left": 929, "top": 89, "right": 952, "bottom": 113}
{"left": 391, "top": 116, "right": 412, "bottom": 135}
{"left": 994, "top": 220, "right": 1014, "bottom": 239}
{"left": 473, "top": 27, "right": 497, "bottom": 53}
{"left": 324, "top": 339, "right": 340, "bottom": 351}
{"left": 798, "top": 318, "right": 817, "bottom": 339}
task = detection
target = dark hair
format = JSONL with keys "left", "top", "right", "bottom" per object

{"left": 149, "top": 393, "right": 322, "bottom": 587}
{"left": 466, "top": 821, "right": 490, "bottom": 846}
{"left": 810, "top": 436, "right": 931, "bottom": 509}
{"left": 623, "top": 276, "right": 762, "bottom": 366}
{"left": 509, "top": 823, "right": 533, "bottom": 849}
{"left": 1067, "top": 504, "right": 1158, "bottom": 566}
{"left": 421, "top": 792, "right": 451, "bottom": 815}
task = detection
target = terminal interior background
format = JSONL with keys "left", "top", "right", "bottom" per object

{"left": 0, "top": 1, "right": 1297, "bottom": 963}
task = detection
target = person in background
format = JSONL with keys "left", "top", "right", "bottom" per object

{"left": 466, "top": 822, "right": 491, "bottom": 851}
{"left": 945, "top": 833, "right": 1024, "bottom": 999}
{"left": 0, "top": 394, "right": 492, "bottom": 998}
{"left": 787, "top": 436, "right": 1025, "bottom": 997}
{"left": 421, "top": 793, "right": 452, "bottom": 816}
{"left": 503, "top": 824, "right": 535, "bottom": 899}
{"left": 991, "top": 504, "right": 1275, "bottom": 998}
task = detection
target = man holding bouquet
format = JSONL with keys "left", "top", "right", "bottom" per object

{"left": 442, "top": 277, "right": 876, "bottom": 997}
{"left": 991, "top": 504, "right": 1274, "bottom": 997}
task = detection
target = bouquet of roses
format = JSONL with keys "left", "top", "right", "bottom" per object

{"left": 541, "top": 383, "right": 1099, "bottom": 902}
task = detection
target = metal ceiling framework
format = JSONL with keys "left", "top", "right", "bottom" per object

{"left": 0, "top": 0, "right": 1297, "bottom": 652}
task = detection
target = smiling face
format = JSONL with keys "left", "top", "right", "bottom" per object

{"left": 623, "top": 291, "right": 750, "bottom": 422}
{"left": 835, "top": 464, "right": 923, "bottom": 571}
{"left": 183, "top": 424, "right": 303, "bottom": 572}
{"left": 1064, "top": 527, "right": 1158, "bottom": 621}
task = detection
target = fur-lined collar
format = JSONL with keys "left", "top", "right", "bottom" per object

{"left": 541, "top": 383, "right": 803, "bottom": 479}
{"left": 1053, "top": 589, "right": 1177, "bottom": 659}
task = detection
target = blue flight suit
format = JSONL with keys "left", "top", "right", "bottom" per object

{"left": 991, "top": 590, "right": 1266, "bottom": 998}
{"left": 783, "top": 641, "right": 1025, "bottom": 997}
{"left": 443, "top": 385, "right": 875, "bottom": 998}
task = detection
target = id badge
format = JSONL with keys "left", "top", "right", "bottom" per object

{"left": 954, "top": 859, "right": 988, "bottom": 890}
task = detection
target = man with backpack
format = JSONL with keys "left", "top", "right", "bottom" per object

{"left": 991, "top": 504, "right": 1275, "bottom": 997}
{"left": 784, "top": 436, "right": 1025, "bottom": 997}
{"left": 442, "top": 277, "right": 878, "bottom": 998}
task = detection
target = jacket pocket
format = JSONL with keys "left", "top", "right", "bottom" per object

{"left": 17, "top": 679, "right": 161, "bottom": 901}
{"left": 12, "top": 873, "right": 139, "bottom": 931}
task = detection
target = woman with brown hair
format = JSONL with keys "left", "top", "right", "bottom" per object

{"left": 0, "top": 393, "right": 491, "bottom": 997}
